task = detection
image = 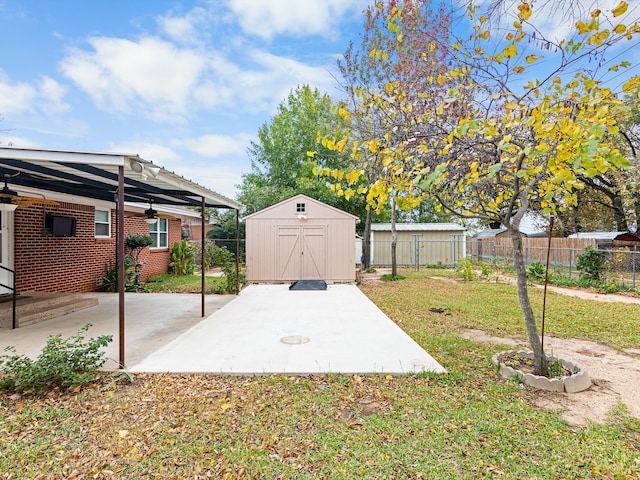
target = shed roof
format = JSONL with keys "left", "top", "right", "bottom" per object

{"left": 371, "top": 222, "right": 466, "bottom": 232}
{"left": 244, "top": 194, "right": 359, "bottom": 220}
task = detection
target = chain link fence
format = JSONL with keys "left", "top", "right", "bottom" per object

{"left": 369, "top": 236, "right": 466, "bottom": 268}
{"left": 468, "top": 240, "right": 640, "bottom": 288}
{"left": 189, "top": 239, "right": 246, "bottom": 269}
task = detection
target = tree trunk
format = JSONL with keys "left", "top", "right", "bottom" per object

{"left": 613, "top": 194, "right": 628, "bottom": 231}
{"left": 391, "top": 194, "right": 398, "bottom": 277}
{"left": 362, "top": 208, "right": 372, "bottom": 271}
{"left": 510, "top": 228, "right": 549, "bottom": 376}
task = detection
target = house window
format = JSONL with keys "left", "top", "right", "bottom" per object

{"left": 95, "top": 209, "right": 111, "bottom": 237}
{"left": 149, "top": 218, "right": 168, "bottom": 248}
{"left": 296, "top": 203, "right": 306, "bottom": 213}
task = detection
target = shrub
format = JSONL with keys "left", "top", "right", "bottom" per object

{"left": 125, "top": 234, "right": 154, "bottom": 266}
{"left": 526, "top": 261, "right": 548, "bottom": 283}
{"left": 222, "top": 259, "right": 245, "bottom": 293}
{"left": 125, "top": 234, "right": 154, "bottom": 251}
{"left": 479, "top": 262, "right": 492, "bottom": 278}
{"left": 576, "top": 246, "right": 607, "bottom": 282}
{"left": 0, "top": 324, "right": 112, "bottom": 395}
{"left": 211, "top": 244, "right": 234, "bottom": 268}
{"left": 101, "top": 256, "right": 138, "bottom": 292}
{"left": 169, "top": 240, "right": 195, "bottom": 275}
{"left": 455, "top": 258, "right": 474, "bottom": 281}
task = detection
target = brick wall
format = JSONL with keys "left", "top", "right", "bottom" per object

{"left": 14, "top": 202, "right": 182, "bottom": 293}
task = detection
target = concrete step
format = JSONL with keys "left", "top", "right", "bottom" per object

{"left": 0, "top": 294, "right": 99, "bottom": 328}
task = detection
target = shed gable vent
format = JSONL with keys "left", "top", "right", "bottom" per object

{"left": 296, "top": 202, "right": 306, "bottom": 213}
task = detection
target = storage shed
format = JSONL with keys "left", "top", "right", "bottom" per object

{"left": 370, "top": 223, "right": 466, "bottom": 267}
{"left": 245, "top": 194, "right": 358, "bottom": 283}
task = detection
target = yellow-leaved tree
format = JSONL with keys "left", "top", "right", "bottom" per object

{"left": 324, "top": 0, "right": 640, "bottom": 376}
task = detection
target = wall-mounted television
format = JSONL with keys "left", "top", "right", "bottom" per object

{"left": 50, "top": 215, "right": 76, "bottom": 237}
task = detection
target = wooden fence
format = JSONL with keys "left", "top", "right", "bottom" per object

{"left": 468, "top": 237, "right": 596, "bottom": 266}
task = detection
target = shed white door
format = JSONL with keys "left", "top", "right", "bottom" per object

{"left": 276, "top": 225, "right": 326, "bottom": 280}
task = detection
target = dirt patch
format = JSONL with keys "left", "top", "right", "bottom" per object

{"left": 360, "top": 267, "right": 393, "bottom": 285}
{"left": 460, "top": 328, "right": 640, "bottom": 427}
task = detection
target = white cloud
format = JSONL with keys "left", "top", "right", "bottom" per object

{"left": 60, "top": 37, "right": 205, "bottom": 121}
{"left": 172, "top": 133, "right": 253, "bottom": 158}
{"left": 0, "top": 72, "right": 70, "bottom": 117}
{"left": 157, "top": 6, "right": 213, "bottom": 45}
{"left": 109, "top": 140, "right": 182, "bottom": 167}
{"left": 222, "top": 0, "right": 368, "bottom": 39}
{"left": 39, "top": 76, "right": 70, "bottom": 115}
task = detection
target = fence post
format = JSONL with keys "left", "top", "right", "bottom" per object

{"left": 569, "top": 248, "right": 573, "bottom": 278}
{"left": 633, "top": 246, "right": 637, "bottom": 289}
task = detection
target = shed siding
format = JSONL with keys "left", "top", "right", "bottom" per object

{"left": 372, "top": 229, "right": 465, "bottom": 266}
{"left": 246, "top": 195, "right": 356, "bottom": 283}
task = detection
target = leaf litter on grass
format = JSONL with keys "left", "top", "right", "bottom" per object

{"left": 2, "top": 269, "right": 640, "bottom": 478}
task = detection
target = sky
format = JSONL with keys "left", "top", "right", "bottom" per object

{"left": 1, "top": 0, "right": 638, "bottom": 202}
{"left": 0, "top": 0, "right": 370, "bottom": 199}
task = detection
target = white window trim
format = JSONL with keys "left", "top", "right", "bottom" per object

{"left": 149, "top": 218, "right": 168, "bottom": 249}
{"left": 95, "top": 209, "right": 111, "bottom": 238}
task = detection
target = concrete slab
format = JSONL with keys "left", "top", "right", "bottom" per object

{"left": 131, "top": 284, "right": 445, "bottom": 374}
{"left": 0, "top": 293, "right": 236, "bottom": 370}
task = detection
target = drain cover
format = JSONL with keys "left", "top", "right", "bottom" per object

{"left": 280, "top": 335, "right": 310, "bottom": 345}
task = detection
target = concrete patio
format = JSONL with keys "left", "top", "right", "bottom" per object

{"left": 131, "top": 284, "right": 445, "bottom": 374}
{"left": 1, "top": 286, "right": 445, "bottom": 375}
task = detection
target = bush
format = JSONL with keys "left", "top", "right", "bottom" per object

{"left": 479, "top": 262, "right": 492, "bottom": 278}
{"left": 101, "top": 256, "right": 138, "bottom": 292}
{"left": 576, "top": 246, "right": 607, "bottom": 282}
{"left": 455, "top": 258, "right": 474, "bottom": 281}
{"left": 125, "top": 234, "right": 154, "bottom": 266}
{"left": 0, "top": 324, "right": 112, "bottom": 395}
{"left": 222, "top": 259, "right": 245, "bottom": 293}
{"left": 169, "top": 240, "right": 195, "bottom": 275}
{"left": 526, "top": 261, "right": 548, "bottom": 283}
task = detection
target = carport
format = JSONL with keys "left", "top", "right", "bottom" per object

{"left": 0, "top": 146, "right": 243, "bottom": 368}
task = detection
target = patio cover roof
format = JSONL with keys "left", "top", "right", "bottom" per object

{"left": 0, "top": 146, "right": 243, "bottom": 211}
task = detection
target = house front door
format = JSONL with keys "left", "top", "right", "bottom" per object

{"left": 0, "top": 210, "right": 15, "bottom": 295}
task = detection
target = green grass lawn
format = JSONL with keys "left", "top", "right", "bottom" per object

{"left": 1, "top": 269, "right": 639, "bottom": 478}
{"left": 144, "top": 273, "right": 227, "bottom": 294}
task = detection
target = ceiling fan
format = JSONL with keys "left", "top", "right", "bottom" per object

{"left": 0, "top": 175, "right": 59, "bottom": 208}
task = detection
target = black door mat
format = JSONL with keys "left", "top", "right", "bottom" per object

{"left": 289, "top": 280, "right": 327, "bottom": 291}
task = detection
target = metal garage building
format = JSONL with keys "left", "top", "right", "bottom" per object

{"left": 245, "top": 194, "right": 357, "bottom": 283}
{"left": 371, "top": 223, "right": 466, "bottom": 267}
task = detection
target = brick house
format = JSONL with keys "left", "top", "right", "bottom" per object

{"left": 13, "top": 200, "right": 203, "bottom": 293}
{"left": 0, "top": 147, "right": 242, "bottom": 295}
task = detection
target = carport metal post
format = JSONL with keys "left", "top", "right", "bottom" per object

{"left": 201, "top": 196, "right": 206, "bottom": 317}
{"left": 118, "top": 165, "right": 125, "bottom": 368}
{"left": 236, "top": 209, "right": 240, "bottom": 294}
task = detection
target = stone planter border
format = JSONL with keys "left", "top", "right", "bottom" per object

{"left": 492, "top": 350, "right": 591, "bottom": 393}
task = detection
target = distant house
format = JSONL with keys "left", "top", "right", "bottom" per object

{"left": 472, "top": 227, "right": 509, "bottom": 240}
{"left": 370, "top": 223, "right": 466, "bottom": 267}
{"left": 567, "top": 231, "right": 640, "bottom": 249}
{"left": 245, "top": 194, "right": 357, "bottom": 283}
